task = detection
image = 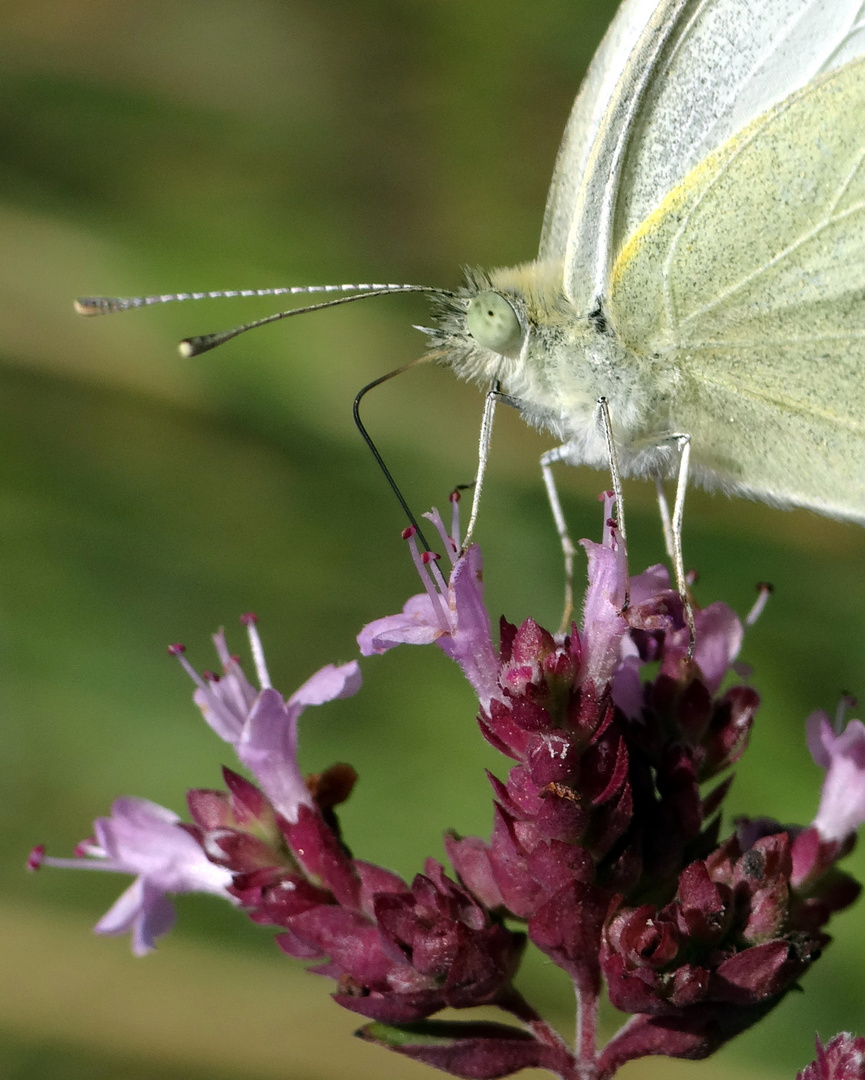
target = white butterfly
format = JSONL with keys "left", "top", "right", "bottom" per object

{"left": 428, "top": 0, "right": 865, "bottom": 625}
{"left": 78, "top": 0, "right": 865, "bottom": 633}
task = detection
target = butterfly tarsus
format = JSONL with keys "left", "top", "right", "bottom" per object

{"left": 597, "top": 398, "right": 631, "bottom": 619}
{"left": 464, "top": 381, "right": 508, "bottom": 551}
{"left": 670, "top": 433, "right": 697, "bottom": 656}
{"left": 541, "top": 443, "right": 578, "bottom": 634}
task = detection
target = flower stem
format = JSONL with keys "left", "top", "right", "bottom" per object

{"left": 574, "top": 972, "right": 599, "bottom": 1080}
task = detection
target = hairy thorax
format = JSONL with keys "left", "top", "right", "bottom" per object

{"left": 430, "top": 259, "right": 681, "bottom": 479}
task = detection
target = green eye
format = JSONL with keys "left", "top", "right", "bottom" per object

{"left": 466, "top": 291, "right": 523, "bottom": 357}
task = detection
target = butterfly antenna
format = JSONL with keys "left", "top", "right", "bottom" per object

{"left": 75, "top": 283, "right": 446, "bottom": 317}
{"left": 75, "top": 280, "right": 452, "bottom": 547}
{"left": 75, "top": 283, "right": 455, "bottom": 357}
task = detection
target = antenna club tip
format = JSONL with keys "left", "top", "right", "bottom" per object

{"left": 74, "top": 298, "right": 107, "bottom": 316}
{"left": 178, "top": 339, "right": 197, "bottom": 358}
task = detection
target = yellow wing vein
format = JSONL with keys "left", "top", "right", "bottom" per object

{"left": 656, "top": 60, "right": 865, "bottom": 333}
{"left": 660, "top": 103, "right": 785, "bottom": 331}
{"left": 692, "top": 370, "right": 865, "bottom": 434}
{"left": 681, "top": 328, "right": 865, "bottom": 350}
{"left": 828, "top": 145, "right": 865, "bottom": 216}
{"left": 678, "top": 200, "right": 865, "bottom": 332}
{"left": 676, "top": 152, "right": 865, "bottom": 333}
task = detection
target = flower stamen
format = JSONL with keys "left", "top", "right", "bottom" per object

{"left": 241, "top": 612, "right": 271, "bottom": 689}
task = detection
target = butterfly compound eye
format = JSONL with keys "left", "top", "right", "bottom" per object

{"left": 466, "top": 291, "right": 523, "bottom": 357}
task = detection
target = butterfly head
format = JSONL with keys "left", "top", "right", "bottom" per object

{"left": 423, "top": 262, "right": 570, "bottom": 386}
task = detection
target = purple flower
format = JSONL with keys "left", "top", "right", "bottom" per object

{"left": 33, "top": 619, "right": 361, "bottom": 955}
{"left": 798, "top": 1033, "right": 865, "bottom": 1080}
{"left": 31, "top": 490, "right": 865, "bottom": 1080}
{"left": 807, "top": 710, "right": 865, "bottom": 843}
{"left": 578, "top": 494, "right": 629, "bottom": 687}
{"left": 358, "top": 499, "right": 499, "bottom": 709}
{"left": 174, "top": 616, "right": 361, "bottom": 823}
{"left": 30, "top": 797, "right": 234, "bottom": 955}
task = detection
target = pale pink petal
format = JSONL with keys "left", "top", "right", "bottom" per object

{"left": 692, "top": 603, "right": 744, "bottom": 694}
{"left": 289, "top": 660, "right": 362, "bottom": 708}
{"left": 239, "top": 688, "right": 309, "bottom": 822}
{"left": 811, "top": 717, "right": 865, "bottom": 842}
{"left": 358, "top": 596, "right": 441, "bottom": 653}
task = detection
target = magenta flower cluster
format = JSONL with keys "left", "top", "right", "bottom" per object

{"left": 31, "top": 496, "right": 865, "bottom": 1080}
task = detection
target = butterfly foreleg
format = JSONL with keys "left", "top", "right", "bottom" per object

{"left": 540, "top": 442, "right": 580, "bottom": 633}
{"left": 465, "top": 381, "right": 524, "bottom": 550}
{"left": 464, "top": 384, "right": 500, "bottom": 550}
{"left": 653, "top": 433, "right": 696, "bottom": 653}
{"left": 596, "top": 396, "right": 632, "bottom": 616}
{"left": 654, "top": 475, "right": 675, "bottom": 561}
{"left": 669, "top": 433, "right": 696, "bottom": 653}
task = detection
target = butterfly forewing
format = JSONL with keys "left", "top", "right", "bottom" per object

{"left": 542, "top": 0, "right": 865, "bottom": 314}
{"left": 538, "top": 0, "right": 663, "bottom": 263}
{"left": 608, "top": 0, "right": 865, "bottom": 257}
{"left": 608, "top": 56, "right": 865, "bottom": 518}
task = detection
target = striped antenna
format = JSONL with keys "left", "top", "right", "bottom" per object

{"left": 73, "top": 280, "right": 457, "bottom": 539}
{"left": 74, "top": 282, "right": 446, "bottom": 317}
{"left": 74, "top": 281, "right": 455, "bottom": 357}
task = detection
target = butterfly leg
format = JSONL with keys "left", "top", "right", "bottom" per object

{"left": 654, "top": 476, "right": 675, "bottom": 561}
{"left": 669, "top": 434, "right": 697, "bottom": 655}
{"left": 596, "top": 397, "right": 631, "bottom": 613}
{"left": 465, "top": 381, "right": 525, "bottom": 549}
{"left": 463, "top": 383, "right": 500, "bottom": 549}
{"left": 540, "top": 443, "right": 579, "bottom": 632}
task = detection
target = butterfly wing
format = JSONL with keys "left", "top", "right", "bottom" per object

{"left": 608, "top": 56, "right": 865, "bottom": 518}
{"left": 544, "top": 0, "right": 865, "bottom": 314}
{"left": 539, "top": 0, "right": 662, "bottom": 263}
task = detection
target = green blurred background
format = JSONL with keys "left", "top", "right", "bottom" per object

{"left": 3, "top": 2, "right": 864, "bottom": 1078}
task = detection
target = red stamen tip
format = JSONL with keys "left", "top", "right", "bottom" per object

{"left": 27, "top": 845, "right": 45, "bottom": 871}
{"left": 402, "top": 525, "right": 417, "bottom": 540}
{"left": 756, "top": 581, "right": 774, "bottom": 594}
{"left": 449, "top": 489, "right": 461, "bottom": 503}
{"left": 240, "top": 612, "right": 258, "bottom": 625}
{"left": 168, "top": 643, "right": 186, "bottom": 656}
{"left": 202, "top": 670, "right": 221, "bottom": 682}
{"left": 421, "top": 550, "right": 441, "bottom": 564}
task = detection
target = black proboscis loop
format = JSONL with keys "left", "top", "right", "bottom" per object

{"left": 353, "top": 358, "right": 434, "bottom": 553}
